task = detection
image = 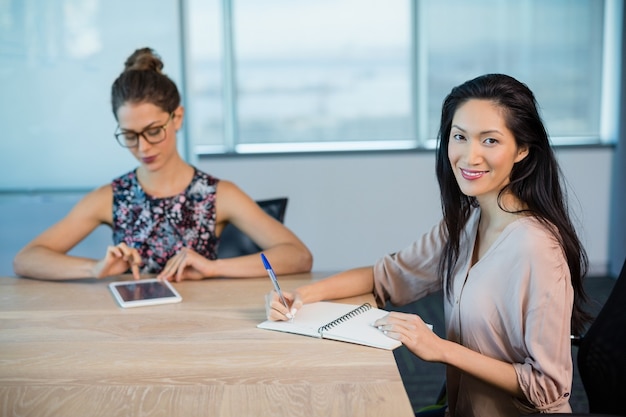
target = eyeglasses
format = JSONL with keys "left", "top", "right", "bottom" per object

{"left": 114, "top": 113, "right": 174, "bottom": 148}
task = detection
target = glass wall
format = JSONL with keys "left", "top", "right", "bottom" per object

{"left": 186, "top": 0, "right": 620, "bottom": 154}
{"left": 0, "top": 0, "right": 182, "bottom": 190}
{"left": 422, "top": 0, "right": 606, "bottom": 144}
{"left": 233, "top": 0, "right": 412, "bottom": 151}
{"left": 0, "top": 0, "right": 621, "bottom": 190}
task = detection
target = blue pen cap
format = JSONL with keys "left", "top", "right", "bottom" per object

{"left": 261, "top": 253, "right": 271, "bottom": 269}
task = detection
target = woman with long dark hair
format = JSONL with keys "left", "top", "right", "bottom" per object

{"left": 266, "top": 74, "right": 589, "bottom": 416}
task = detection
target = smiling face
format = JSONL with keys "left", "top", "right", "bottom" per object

{"left": 116, "top": 102, "right": 183, "bottom": 172}
{"left": 448, "top": 99, "right": 528, "bottom": 205}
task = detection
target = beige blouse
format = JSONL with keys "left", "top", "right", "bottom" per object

{"left": 373, "top": 208, "right": 574, "bottom": 416}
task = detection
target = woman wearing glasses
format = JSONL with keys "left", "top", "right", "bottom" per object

{"left": 13, "top": 47, "right": 312, "bottom": 282}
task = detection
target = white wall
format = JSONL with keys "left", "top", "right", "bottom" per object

{"left": 0, "top": 147, "right": 613, "bottom": 276}
{"left": 195, "top": 146, "right": 613, "bottom": 274}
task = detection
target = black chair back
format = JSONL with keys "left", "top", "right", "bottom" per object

{"left": 577, "top": 258, "right": 626, "bottom": 415}
{"left": 217, "top": 198, "right": 288, "bottom": 259}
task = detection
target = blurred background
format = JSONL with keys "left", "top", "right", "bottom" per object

{"left": 0, "top": 0, "right": 624, "bottom": 276}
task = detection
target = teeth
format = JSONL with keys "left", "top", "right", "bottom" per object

{"left": 462, "top": 169, "right": 483, "bottom": 178}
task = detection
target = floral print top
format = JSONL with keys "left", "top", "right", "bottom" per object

{"left": 112, "top": 168, "right": 219, "bottom": 273}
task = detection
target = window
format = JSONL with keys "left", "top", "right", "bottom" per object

{"left": 184, "top": 0, "right": 225, "bottom": 153}
{"left": 2, "top": 1, "right": 618, "bottom": 191}
{"left": 185, "top": 0, "right": 621, "bottom": 155}
{"left": 0, "top": 0, "right": 182, "bottom": 190}
{"left": 421, "top": 0, "right": 612, "bottom": 146}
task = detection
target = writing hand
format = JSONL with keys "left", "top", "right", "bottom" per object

{"left": 92, "top": 242, "right": 142, "bottom": 279}
{"left": 265, "top": 290, "right": 302, "bottom": 321}
{"left": 373, "top": 312, "right": 442, "bottom": 362}
{"left": 157, "top": 247, "right": 206, "bottom": 282}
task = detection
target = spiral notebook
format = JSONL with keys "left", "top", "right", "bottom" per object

{"left": 257, "top": 301, "right": 402, "bottom": 350}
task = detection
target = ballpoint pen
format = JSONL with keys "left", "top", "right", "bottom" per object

{"left": 260, "top": 253, "right": 292, "bottom": 317}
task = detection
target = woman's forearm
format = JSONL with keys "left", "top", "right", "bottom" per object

{"left": 13, "top": 246, "right": 97, "bottom": 280}
{"left": 296, "top": 266, "right": 375, "bottom": 304}
{"left": 206, "top": 242, "right": 312, "bottom": 278}
{"left": 441, "top": 340, "right": 523, "bottom": 398}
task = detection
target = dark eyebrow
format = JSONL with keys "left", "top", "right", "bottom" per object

{"left": 451, "top": 125, "right": 503, "bottom": 135}
{"left": 119, "top": 120, "right": 163, "bottom": 133}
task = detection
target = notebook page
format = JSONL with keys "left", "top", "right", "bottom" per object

{"left": 257, "top": 302, "right": 364, "bottom": 339}
{"left": 321, "top": 307, "right": 402, "bottom": 350}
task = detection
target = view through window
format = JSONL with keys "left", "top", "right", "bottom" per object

{"left": 187, "top": 0, "right": 621, "bottom": 154}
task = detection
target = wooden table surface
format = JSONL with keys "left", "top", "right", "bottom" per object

{"left": 0, "top": 273, "right": 414, "bottom": 417}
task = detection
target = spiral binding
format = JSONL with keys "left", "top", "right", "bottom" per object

{"left": 317, "top": 302, "right": 372, "bottom": 334}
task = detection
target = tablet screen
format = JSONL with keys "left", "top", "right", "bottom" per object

{"left": 109, "top": 279, "right": 182, "bottom": 308}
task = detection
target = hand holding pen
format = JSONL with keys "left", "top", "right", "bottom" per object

{"left": 261, "top": 253, "right": 300, "bottom": 321}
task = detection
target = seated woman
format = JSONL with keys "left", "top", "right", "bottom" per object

{"left": 13, "top": 47, "right": 312, "bottom": 282}
{"left": 266, "top": 74, "right": 590, "bottom": 416}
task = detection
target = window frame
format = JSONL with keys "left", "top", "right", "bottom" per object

{"left": 185, "top": 0, "right": 623, "bottom": 157}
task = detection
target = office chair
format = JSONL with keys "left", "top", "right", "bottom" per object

{"left": 414, "top": 383, "right": 447, "bottom": 416}
{"left": 217, "top": 197, "right": 288, "bottom": 259}
{"left": 571, "top": 257, "right": 626, "bottom": 416}
{"left": 528, "top": 257, "right": 626, "bottom": 417}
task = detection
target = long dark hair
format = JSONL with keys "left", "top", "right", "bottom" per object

{"left": 435, "top": 73, "right": 590, "bottom": 335}
{"left": 110, "top": 47, "right": 180, "bottom": 118}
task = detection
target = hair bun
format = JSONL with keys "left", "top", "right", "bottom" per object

{"left": 123, "top": 47, "right": 164, "bottom": 73}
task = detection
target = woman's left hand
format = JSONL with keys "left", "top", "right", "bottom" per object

{"left": 157, "top": 247, "right": 208, "bottom": 282}
{"left": 373, "top": 312, "right": 444, "bottom": 362}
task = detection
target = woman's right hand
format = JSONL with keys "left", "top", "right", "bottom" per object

{"left": 92, "top": 242, "right": 142, "bottom": 279}
{"left": 265, "top": 289, "right": 303, "bottom": 321}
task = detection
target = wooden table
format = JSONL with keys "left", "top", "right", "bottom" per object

{"left": 0, "top": 273, "right": 414, "bottom": 417}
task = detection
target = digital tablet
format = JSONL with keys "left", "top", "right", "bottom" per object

{"left": 109, "top": 279, "right": 182, "bottom": 308}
